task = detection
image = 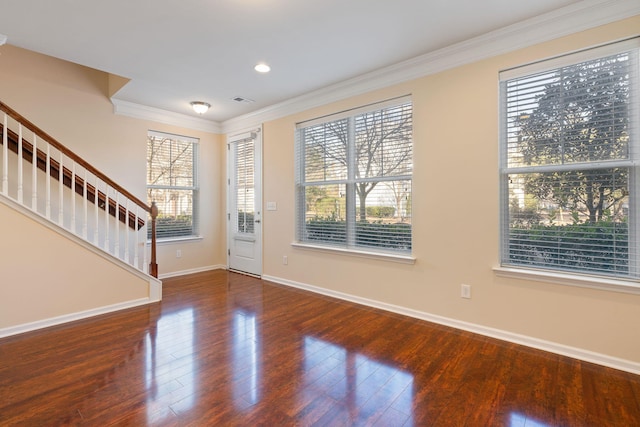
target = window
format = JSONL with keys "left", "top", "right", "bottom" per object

{"left": 499, "top": 40, "right": 639, "bottom": 280}
{"left": 296, "top": 97, "right": 412, "bottom": 254}
{"left": 147, "top": 131, "right": 198, "bottom": 239}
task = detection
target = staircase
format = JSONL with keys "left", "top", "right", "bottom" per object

{"left": 0, "top": 101, "right": 158, "bottom": 277}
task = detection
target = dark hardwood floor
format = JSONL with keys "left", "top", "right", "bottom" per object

{"left": 1, "top": 270, "right": 639, "bottom": 426}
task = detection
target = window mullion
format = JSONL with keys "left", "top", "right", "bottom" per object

{"left": 346, "top": 116, "right": 356, "bottom": 248}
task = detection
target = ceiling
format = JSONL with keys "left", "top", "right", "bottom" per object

{"left": 0, "top": 0, "right": 591, "bottom": 123}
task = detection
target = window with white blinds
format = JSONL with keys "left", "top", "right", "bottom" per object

{"left": 499, "top": 39, "right": 639, "bottom": 279}
{"left": 147, "top": 131, "right": 198, "bottom": 239}
{"left": 296, "top": 97, "right": 412, "bottom": 253}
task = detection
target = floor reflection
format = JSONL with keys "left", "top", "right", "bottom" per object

{"left": 302, "top": 336, "right": 414, "bottom": 425}
{"left": 145, "top": 308, "right": 195, "bottom": 423}
{"left": 232, "top": 309, "right": 260, "bottom": 406}
{"left": 510, "top": 412, "right": 551, "bottom": 427}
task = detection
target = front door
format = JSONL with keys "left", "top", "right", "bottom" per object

{"left": 227, "top": 129, "right": 262, "bottom": 276}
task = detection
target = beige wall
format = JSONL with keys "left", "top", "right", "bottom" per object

{"left": 1, "top": 16, "right": 638, "bottom": 365}
{"left": 0, "top": 202, "right": 149, "bottom": 328}
{"left": 260, "top": 16, "right": 640, "bottom": 364}
{"left": 0, "top": 45, "right": 227, "bottom": 278}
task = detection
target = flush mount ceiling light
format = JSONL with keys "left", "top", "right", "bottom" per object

{"left": 254, "top": 63, "right": 271, "bottom": 73}
{"left": 190, "top": 101, "right": 210, "bottom": 114}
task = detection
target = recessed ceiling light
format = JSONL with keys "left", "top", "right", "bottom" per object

{"left": 254, "top": 63, "right": 271, "bottom": 73}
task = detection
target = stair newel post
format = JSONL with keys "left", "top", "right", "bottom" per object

{"left": 149, "top": 201, "right": 158, "bottom": 278}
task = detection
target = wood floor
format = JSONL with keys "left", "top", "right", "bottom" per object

{"left": 1, "top": 270, "right": 639, "bottom": 426}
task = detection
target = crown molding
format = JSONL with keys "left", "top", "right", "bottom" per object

{"left": 221, "top": 0, "right": 640, "bottom": 134}
{"left": 112, "top": 98, "right": 222, "bottom": 134}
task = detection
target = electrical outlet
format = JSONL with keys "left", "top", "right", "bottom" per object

{"left": 176, "top": 249, "right": 182, "bottom": 258}
{"left": 283, "top": 255, "right": 288, "bottom": 265}
{"left": 461, "top": 284, "right": 471, "bottom": 299}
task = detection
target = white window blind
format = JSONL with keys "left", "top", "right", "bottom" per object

{"left": 499, "top": 39, "right": 639, "bottom": 279}
{"left": 233, "top": 136, "right": 255, "bottom": 234}
{"left": 296, "top": 97, "right": 413, "bottom": 253}
{"left": 147, "top": 131, "right": 198, "bottom": 239}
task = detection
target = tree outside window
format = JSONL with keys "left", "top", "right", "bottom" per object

{"left": 296, "top": 98, "right": 413, "bottom": 253}
{"left": 501, "top": 44, "right": 638, "bottom": 278}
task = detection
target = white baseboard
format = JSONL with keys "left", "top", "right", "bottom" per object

{"left": 0, "top": 297, "right": 154, "bottom": 339}
{"left": 159, "top": 264, "right": 226, "bottom": 279}
{"left": 262, "top": 274, "right": 640, "bottom": 375}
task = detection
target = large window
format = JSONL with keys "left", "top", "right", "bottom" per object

{"left": 296, "top": 97, "right": 413, "bottom": 254}
{"left": 147, "top": 131, "right": 198, "bottom": 239}
{"left": 500, "top": 40, "right": 639, "bottom": 280}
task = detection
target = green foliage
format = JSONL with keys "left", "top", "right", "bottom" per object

{"left": 517, "top": 55, "right": 630, "bottom": 223}
{"left": 152, "top": 215, "right": 193, "bottom": 239}
{"left": 366, "top": 206, "right": 396, "bottom": 218}
{"left": 304, "top": 218, "right": 411, "bottom": 251}
{"left": 509, "top": 220, "right": 628, "bottom": 275}
{"left": 509, "top": 200, "right": 543, "bottom": 228}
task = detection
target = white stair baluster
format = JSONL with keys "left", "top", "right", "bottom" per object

{"left": 2, "top": 113, "right": 7, "bottom": 195}
{"left": 17, "top": 124, "right": 23, "bottom": 203}
{"left": 45, "top": 144, "right": 51, "bottom": 219}
{"left": 114, "top": 192, "right": 120, "bottom": 258}
{"left": 133, "top": 207, "right": 140, "bottom": 270}
{"left": 94, "top": 177, "right": 100, "bottom": 245}
{"left": 71, "top": 163, "right": 76, "bottom": 234}
{"left": 31, "top": 134, "right": 37, "bottom": 210}
{"left": 124, "top": 200, "right": 130, "bottom": 264}
{"left": 143, "top": 219, "right": 148, "bottom": 274}
{"left": 58, "top": 154, "right": 64, "bottom": 226}
{"left": 104, "top": 185, "right": 110, "bottom": 252}
{"left": 82, "top": 169, "right": 88, "bottom": 239}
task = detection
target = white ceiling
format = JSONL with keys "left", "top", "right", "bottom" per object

{"left": 0, "top": 0, "right": 618, "bottom": 124}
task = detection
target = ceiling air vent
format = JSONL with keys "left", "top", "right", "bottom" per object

{"left": 232, "top": 96, "right": 255, "bottom": 103}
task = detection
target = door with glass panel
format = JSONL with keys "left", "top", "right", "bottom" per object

{"left": 227, "top": 130, "right": 262, "bottom": 276}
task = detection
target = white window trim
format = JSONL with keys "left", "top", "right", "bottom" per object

{"left": 291, "top": 242, "right": 416, "bottom": 264}
{"left": 493, "top": 266, "right": 640, "bottom": 295}
{"left": 295, "top": 95, "right": 413, "bottom": 255}
{"left": 152, "top": 235, "right": 203, "bottom": 245}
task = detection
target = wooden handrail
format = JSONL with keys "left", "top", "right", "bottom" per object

{"left": 0, "top": 101, "right": 149, "bottom": 213}
{"left": 0, "top": 124, "right": 145, "bottom": 229}
{"left": 0, "top": 101, "right": 158, "bottom": 277}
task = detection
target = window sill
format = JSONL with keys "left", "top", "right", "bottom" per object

{"left": 291, "top": 242, "right": 415, "bottom": 264}
{"left": 148, "top": 236, "right": 203, "bottom": 245}
{"left": 493, "top": 266, "right": 640, "bottom": 295}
